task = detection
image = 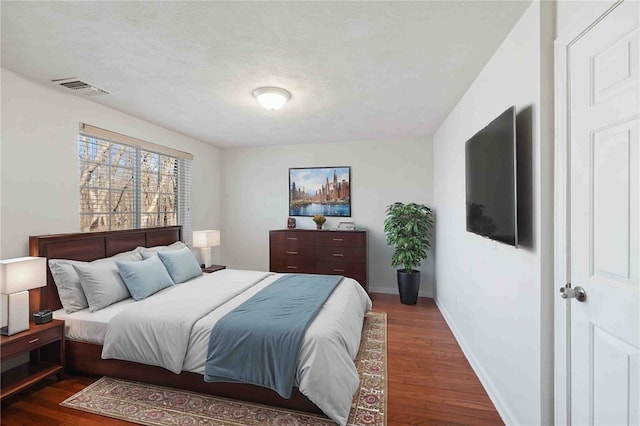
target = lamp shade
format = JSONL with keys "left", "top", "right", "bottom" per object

{"left": 0, "top": 257, "right": 47, "bottom": 294}
{"left": 192, "top": 230, "right": 221, "bottom": 248}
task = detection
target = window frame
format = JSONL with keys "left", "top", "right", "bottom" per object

{"left": 78, "top": 124, "right": 192, "bottom": 244}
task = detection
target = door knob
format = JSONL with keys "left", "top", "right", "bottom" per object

{"left": 559, "top": 283, "right": 587, "bottom": 302}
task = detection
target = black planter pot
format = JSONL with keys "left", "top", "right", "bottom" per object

{"left": 397, "top": 269, "right": 420, "bottom": 305}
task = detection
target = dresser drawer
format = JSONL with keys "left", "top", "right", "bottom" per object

{"left": 316, "top": 246, "right": 365, "bottom": 261}
{"left": 1, "top": 325, "right": 62, "bottom": 360}
{"left": 316, "top": 232, "right": 365, "bottom": 248}
{"left": 270, "top": 231, "right": 316, "bottom": 249}
{"left": 270, "top": 245, "right": 316, "bottom": 260}
{"left": 317, "top": 261, "right": 367, "bottom": 290}
{"left": 270, "top": 257, "right": 316, "bottom": 274}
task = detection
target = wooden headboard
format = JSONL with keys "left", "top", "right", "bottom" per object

{"left": 28, "top": 226, "right": 182, "bottom": 314}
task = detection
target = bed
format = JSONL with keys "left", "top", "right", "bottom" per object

{"left": 29, "top": 226, "right": 372, "bottom": 425}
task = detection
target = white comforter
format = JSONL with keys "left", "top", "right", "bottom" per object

{"left": 101, "top": 269, "right": 372, "bottom": 425}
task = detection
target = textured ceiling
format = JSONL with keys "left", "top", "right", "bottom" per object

{"left": 1, "top": 1, "right": 529, "bottom": 147}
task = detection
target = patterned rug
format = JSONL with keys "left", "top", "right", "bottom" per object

{"left": 61, "top": 311, "right": 387, "bottom": 425}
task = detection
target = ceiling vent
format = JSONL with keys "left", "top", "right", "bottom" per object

{"left": 51, "top": 78, "right": 109, "bottom": 96}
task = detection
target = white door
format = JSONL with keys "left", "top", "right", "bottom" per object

{"left": 569, "top": 1, "right": 639, "bottom": 425}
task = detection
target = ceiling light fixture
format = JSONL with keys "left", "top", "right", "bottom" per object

{"left": 252, "top": 87, "right": 291, "bottom": 111}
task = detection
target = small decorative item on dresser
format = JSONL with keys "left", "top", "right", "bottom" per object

{"left": 287, "top": 217, "right": 296, "bottom": 229}
{"left": 312, "top": 214, "right": 326, "bottom": 230}
{"left": 337, "top": 221, "right": 356, "bottom": 231}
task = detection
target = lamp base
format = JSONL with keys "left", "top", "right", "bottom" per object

{"left": 0, "top": 291, "right": 30, "bottom": 336}
{"left": 200, "top": 247, "right": 212, "bottom": 268}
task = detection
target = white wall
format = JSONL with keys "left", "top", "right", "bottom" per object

{"left": 220, "top": 138, "right": 434, "bottom": 296}
{"left": 433, "top": 2, "right": 554, "bottom": 425}
{"left": 556, "top": 1, "right": 611, "bottom": 38}
{"left": 0, "top": 69, "right": 222, "bottom": 260}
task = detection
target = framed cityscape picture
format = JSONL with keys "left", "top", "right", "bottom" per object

{"left": 289, "top": 166, "right": 351, "bottom": 217}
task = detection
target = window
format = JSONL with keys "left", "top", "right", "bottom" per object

{"left": 78, "top": 124, "right": 192, "bottom": 244}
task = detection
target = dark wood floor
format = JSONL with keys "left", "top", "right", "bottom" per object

{"left": 377, "top": 294, "right": 503, "bottom": 425}
{"left": 1, "top": 293, "right": 502, "bottom": 425}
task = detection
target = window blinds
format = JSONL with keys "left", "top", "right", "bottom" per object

{"left": 78, "top": 123, "right": 193, "bottom": 243}
{"left": 179, "top": 158, "right": 193, "bottom": 246}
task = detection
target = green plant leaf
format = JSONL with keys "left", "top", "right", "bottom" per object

{"left": 383, "top": 202, "right": 434, "bottom": 271}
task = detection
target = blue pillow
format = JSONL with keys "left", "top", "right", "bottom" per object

{"left": 157, "top": 246, "right": 203, "bottom": 284}
{"left": 116, "top": 255, "right": 174, "bottom": 300}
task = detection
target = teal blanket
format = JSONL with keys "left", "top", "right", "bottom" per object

{"left": 204, "top": 274, "right": 343, "bottom": 398}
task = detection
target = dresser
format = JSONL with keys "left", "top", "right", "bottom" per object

{"left": 269, "top": 229, "right": 368, "bottom": 292}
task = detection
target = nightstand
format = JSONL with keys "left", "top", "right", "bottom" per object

{"left": 202, "top": 265, "right": 226, "bottom": 273}
{"left": 0, "top": 319, "right": 65, "bottom": 401}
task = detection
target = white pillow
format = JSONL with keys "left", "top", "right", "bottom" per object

{"left": 73, "top": 261, "right": 131, "bottom": 312}
{"left": 111, "top": 248, "right": 145, "bottom": 259}
{"left": 49, "top": 250, "right": 142, "bottom": 314}
{"left": 49, "top": 260, "right": 90, "bottom": 313}
{"left": 136, "top": 241, "right": 186, "bottom": 257}
{"left": 49, "top": 251, "right": 141, "bottom": 313}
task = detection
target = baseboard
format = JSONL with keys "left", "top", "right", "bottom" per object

{"left": 434, "top": 297, "right": 516, "bottom": 425}
{"left": 368, "top": 286, "right": 433, "bottom": 298}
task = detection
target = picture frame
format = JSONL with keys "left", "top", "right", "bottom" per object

{"left": 289, "top": 166, "right": 351, "bottom": 217}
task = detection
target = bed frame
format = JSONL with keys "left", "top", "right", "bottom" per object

{"left": 28, "top": 226, "right": 322, "bottom": 414}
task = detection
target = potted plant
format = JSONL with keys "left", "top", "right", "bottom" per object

{"left": 313, "top": 214, "right": 327, "bottom": 230}
{"left": 384, "top": 202, "right": 434, "bottom": 304}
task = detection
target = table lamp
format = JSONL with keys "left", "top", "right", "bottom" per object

{"left": 192, "top": 230, "right": 220, "bottom": 268}
{"left": 0, "top": 257, "right": 47, "bottom": 336}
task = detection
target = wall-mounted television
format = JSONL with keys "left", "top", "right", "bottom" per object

{"left": 465, "top": 106, "right": 517, "bottom": 246}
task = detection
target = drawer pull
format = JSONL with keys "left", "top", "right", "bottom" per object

{"left": 333, "top": 269, "right": 345, "bottom": 272}
{"left": 286, "top": 251, "right": 298, "bottom": 255}
{"left": 333, "top": 238, "right": 343, "bottom": 241}
{"left": 286, "top": 237, "right": 298, "bottom": 241}
{"left": 333, "top": 253, "right": 344, "bottom": 257}
{"left": 286, "top": 266, "right": 298, "bottom": 269}
{"left": 28, "top": 338, "right": 40, "bottom": 344}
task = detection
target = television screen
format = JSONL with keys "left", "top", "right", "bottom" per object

{"left": 465, "top": 106, "right": 517, "bottom": 246}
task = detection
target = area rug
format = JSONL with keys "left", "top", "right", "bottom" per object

{"left": 61, "top": 311, "right": 387, "bottom": 425}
